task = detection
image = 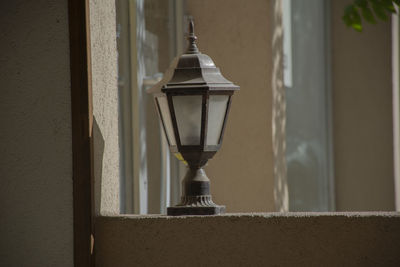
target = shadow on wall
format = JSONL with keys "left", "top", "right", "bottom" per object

{"left": 271, "top": 0, "right": 288, "bottom": 212}
{"left": 93, "top": 117, "right": 104, "bottom": 215}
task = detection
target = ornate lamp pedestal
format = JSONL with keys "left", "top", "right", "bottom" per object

{"left": 167, "top": 167, "right": 225, "bottom": 216}
{"left": 148, "top": 20, "right": 239, "bottom": 216}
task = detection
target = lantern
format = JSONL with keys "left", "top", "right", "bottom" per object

{"left": 148, "top": 20, "right": 239, "bottom": 215}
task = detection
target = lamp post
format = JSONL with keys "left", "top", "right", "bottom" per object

{"left": 148, "top": 20, "right": 239, "bottom": 215}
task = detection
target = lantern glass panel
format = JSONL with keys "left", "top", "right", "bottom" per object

{"left": 156, "top": 96, "right": 176, "bottom": 146}
{"left": 206, "top": 95, "right": 229, "bottom": 145}
{"left": 172, "top": 95, "right": 203, "bottom": 145}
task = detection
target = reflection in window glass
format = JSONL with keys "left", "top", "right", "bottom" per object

{"left": 284, "top": 0, "right": 334, "bottom": 211}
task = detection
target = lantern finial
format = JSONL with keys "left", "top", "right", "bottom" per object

{"left": 187, "top": 19, "right": 199, "bottom": 54}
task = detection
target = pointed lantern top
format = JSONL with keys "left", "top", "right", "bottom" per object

{"left": 147, "top": 20, "right": 239, "bottom": 94}
{"left": 187, "top": 19, "right": 199, "bottom": 54}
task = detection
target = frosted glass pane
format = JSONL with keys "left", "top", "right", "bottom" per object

{"left": 206, "top": 95, "right": 229, "bottom": 145}
{"left": 172, "top": 95, "right": 202, "bottom": 145}
{"left": 156, "top": 96, "right": 176, "bottom": 146}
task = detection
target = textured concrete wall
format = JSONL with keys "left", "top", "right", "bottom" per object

{"left": 331, "top": 0, "right": 395, "bottom": 210}
{"left": 90, "top": 0, "right": 120, "bottom": 215}
{"left": 0, "top": 0, "right": 73, "bottom": 266}
{"left": 96, "top": 213, "right": 400, "bottom": 267}
{"left": 185, "top": 0, "right": 276, "bottom": 212}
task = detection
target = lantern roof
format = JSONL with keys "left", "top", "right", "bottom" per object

{"left": 148, "top": 20, "right": 239, "bottom": 94}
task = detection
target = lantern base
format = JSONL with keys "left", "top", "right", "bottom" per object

{"left": 167, "top": 205, "right": 225, "bottom": 216}
{"left": 168, "top": 194, "right": 225, "bottom": 215}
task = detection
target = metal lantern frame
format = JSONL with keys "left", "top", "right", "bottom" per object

{"left": 148, "top": 20, "right": 239, "bottom": 215}
{"left": 155, "top": 88, "right": 234, "bottom": 166}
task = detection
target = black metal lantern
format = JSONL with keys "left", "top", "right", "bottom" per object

{"left": 148, "top": 20, "right": 239, "bottom": 215}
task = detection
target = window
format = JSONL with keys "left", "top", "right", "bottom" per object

{"left": 283, "top": 0, "right": 334, "bottom": 211}
{"left": 117, "top": 0, "right": 186, "bottom": 214}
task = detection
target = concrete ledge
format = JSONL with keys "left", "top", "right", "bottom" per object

{"left": 95, "top": 212, "right": 400, "bottom": 267}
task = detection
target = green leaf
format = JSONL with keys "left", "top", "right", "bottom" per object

{"left": 344, "top": 4, "right": 356, "bottom": 16}
{"left": 355, "top": 0, "right": 368, "bottom": 7}
{"left": 371, "top": 0, "right": 389, "bottom": 20}
{"left": 361, "top": 5, "right": 377, "bottom": 23}
{"left": 381, "top": 0, "right": 397, "bottom": 13}
{"left": 344, "top": 4, "right": 363, "bottom": 31}
{"left": 343, "top": 4, "right": 357, "bottom": 27}
{"left": 351, "top": 6, "right": 362, "bottom": 24}
{"left": 343, "top": 0, "right": 398, "bottom": 32}
{"left": 352, "top": 22, "right": 363, "bottom": 31}
{"left": 342, "top": 14, "right": 353, "bottom": 27}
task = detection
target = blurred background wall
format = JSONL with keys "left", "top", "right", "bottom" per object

{"left": 186, "top": 0, "right": 277, "bottom": 212}
{"left": 0, "top": 0, "right": 73, "bottom": 265}
{"left": 184, "top": 0, "right": 396, "bottom": 212}
{"left": 332, "top": 0, "right": 395, "bottom": 211}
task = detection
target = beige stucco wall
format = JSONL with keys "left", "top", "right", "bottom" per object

{"left": 331, "top": 0, "right": 395, "bottom": 210}
{"left": 185, "top": 0, "right": 277, "bottom": 212}
{"left": 184, "top": 0, "right": 396, "bottom": 212}
{"left": 90, "top": 0, "right": 120, "bottom": 215}
{"left": 96, "top": 213, "right": 400, "bottom": 267}
{"left": 0, "top": 0, "right": 73, "bottom": 265}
